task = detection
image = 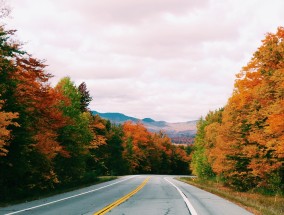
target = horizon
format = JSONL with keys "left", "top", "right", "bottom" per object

{"left": 92, "top": 110, "right": 199, "bottom": 123}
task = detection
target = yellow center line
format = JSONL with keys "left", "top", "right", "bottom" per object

{"left": 93, "top": 176, "right": 151, "bottom": 215}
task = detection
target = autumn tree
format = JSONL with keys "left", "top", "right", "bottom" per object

{"left": 122, "top": 121, "right": 190, "bottom": 174}
{"left": 217, "top": 27, "right": 284, "bottom": 191}
{"left": 84, "top": 114, "right": 108, "bottom": 176}
{"left": 153, "top": 131, "right": 190, "bottom": 175}
{"left": 0, "top": 99, "right": 18, "bottom": 156}
{"left": 122, "top": 121, "right": 152, "bottom": 173}
{"left": 197, "top": 27, "right": 284, "bottom": 192}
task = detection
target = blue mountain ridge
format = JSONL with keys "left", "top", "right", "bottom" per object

{"left": 91, "top": 111, "right": 138, "bottom": 123}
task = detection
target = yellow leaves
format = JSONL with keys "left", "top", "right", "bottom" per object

{"left": 0, "top": 99, "right": 19, "bottom": 156}
{"left": 249, "top": 158, "right": 282, "bottom": 178}
{"left": 43, "top": 170, "right": 59, "bottom": 184}
{"left": 89, "top": 135, "right": 106, "bottom": 149}
{"left": 267, "top": 113, "right": 284, "bottom": 135}
{"left": 205, "top": 122, "right": 220, "bottom": 146}
{"left": 93, "top": 122, "right": 105, "bottom": 130}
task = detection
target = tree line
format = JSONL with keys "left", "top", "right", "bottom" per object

{"left": 0, "top": 25, "right": 190, "bottom": 202}
{"left": 191, "top": 27, "right": 284, "bottom": 194}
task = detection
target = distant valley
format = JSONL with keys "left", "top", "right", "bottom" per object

{"left": 92, "top": 111, "right": 197, "bottom": 144}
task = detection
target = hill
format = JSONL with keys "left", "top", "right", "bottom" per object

{"left": 92, "top": 111, "right": 197, "bottom": 144}
{"left": 92, "top": 111, "right": 138, "bottom": 123}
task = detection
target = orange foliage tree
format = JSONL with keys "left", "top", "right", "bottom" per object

{"left": 193, "top": 27, "right": 284, "bottom": 192}
{"left": 122, "top": 121, "right": 190, "bottom": 174}
{"left": 122, "top": 121, "right": 152, "bottom": 173}
{"left": 0, "top": 99, "right": 18, "bottom": 156}
{"left": 219, "top": 27, "right": 284, "bottom": 191}
{"left": 13, "top": 57, "right": 69, "bottom": 159}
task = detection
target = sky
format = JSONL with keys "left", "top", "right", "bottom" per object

{"left": 2, "top": 0, "right": 284, "bottom": 122}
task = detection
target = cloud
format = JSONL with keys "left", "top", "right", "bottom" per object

{"left": 5, "top": 0, "right": 284, "bottom": 122}
{"left": 56, "top": 0, "right": 209, "bottom": 24}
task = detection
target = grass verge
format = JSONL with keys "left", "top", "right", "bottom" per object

{"left": 177, "top": 177, "right": 284, "bottom": 215}
{"left": 0, "top": 176, "right": 118, "bottom": 207}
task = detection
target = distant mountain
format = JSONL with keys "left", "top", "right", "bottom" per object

{"left": 142, "top": 118, "right": 155, "bottom": 123}
{"left": 91, "top": 111, "right": 138, "bottom": 123}
{"left": 92, "top": 111, "right": 197, "bottom": 144}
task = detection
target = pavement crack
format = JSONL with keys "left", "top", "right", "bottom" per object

{"left": 164, "top": 207, "right": 171, "bottom": 215}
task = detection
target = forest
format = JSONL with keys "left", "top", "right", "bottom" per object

{"left": 191, "top": 27, "right": 284, "bottom": 194}
{"left": 0, "top": 25, "right": 190, "bottom": 202}
{"left": 1, "top": 5, "right": 283, "bottom": 204}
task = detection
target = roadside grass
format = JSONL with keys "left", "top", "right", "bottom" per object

{"left": 178, "top": 177, "right": 284, "bottom": 215}
{"left": 0, "top": 176, "right": 118, "bottom": 207}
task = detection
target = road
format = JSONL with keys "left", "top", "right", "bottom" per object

{"left": 0, "top": 175, "right": 253, "bottom": 215}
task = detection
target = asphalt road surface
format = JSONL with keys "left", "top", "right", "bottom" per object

{"left": 0, "top": 175, "right": 253, "bottom": 215}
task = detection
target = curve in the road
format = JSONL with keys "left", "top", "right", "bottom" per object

{"left": 164, "top": 177, "right": 197, "bottom": 215}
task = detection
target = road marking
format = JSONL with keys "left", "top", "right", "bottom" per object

{"left": 4, "top": 176, "right": 138, "bottom": 215}
{"left": 93, "top": 176, "right": 151, "bottom": 215}
{"left": 164, "top": 177, "right": 198, "bottom": 215}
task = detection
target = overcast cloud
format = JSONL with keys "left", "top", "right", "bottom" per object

{"left": 4, "top": 0, "right": 284, "bottom": 122}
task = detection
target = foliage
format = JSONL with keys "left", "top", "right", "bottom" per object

{"left": 191, "top": 110, "right": 222, "bottom": 180}
{"left": 78, "top": 82, "right": 92, "bottom": 112}
{"left": 54, "top": 77, "right": 93, "bottom": 183}
{"left": 0, "top": 99, "right": 19, "bottom": 156}
{"left": 191, "top": 27, "right": 284, "bottom": 193}
{"left": 122, "top": 121, "right": 190, "bottom": 174}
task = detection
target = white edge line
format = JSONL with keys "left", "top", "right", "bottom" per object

{"left": 5, "top": 175, "right": 138, "bottom": 215}
{"left": 164, "top": 177, "right": 198, "bottom": 215}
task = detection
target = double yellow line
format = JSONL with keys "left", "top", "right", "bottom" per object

{"left": 93, "top": 176, "right": 151, "bottom": 215}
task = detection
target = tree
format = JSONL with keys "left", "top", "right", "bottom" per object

{"left": 104, "top": 123, "right": 128, "bottom": 175}
{"left": 0, "top": 99, "right": 18, "bottom": 156}
{"left": 122, "top": 121, "right": 152, "bottom": 173}
{"left": 211, "top": 27, "right": 284, "bottom": 191}
{"left": 78, "top": 82, "right": 92, "bottom": 112}
{"left": 0, "top": 28, "right": 69, "bottom": 197}
{"left": 13, "top": 57, "right": 69, "bottom": 159}
{"left": 85, "top": 114, "right": 108, "bottom": 175}
{"left": 191, "top": 115, "right": 216, "bottom": 180}
{"left": 122, "top": 121, "right": 190, "bottom": 174}
{"left": 54, "top": 77, "right": 93, "bottom": 183}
